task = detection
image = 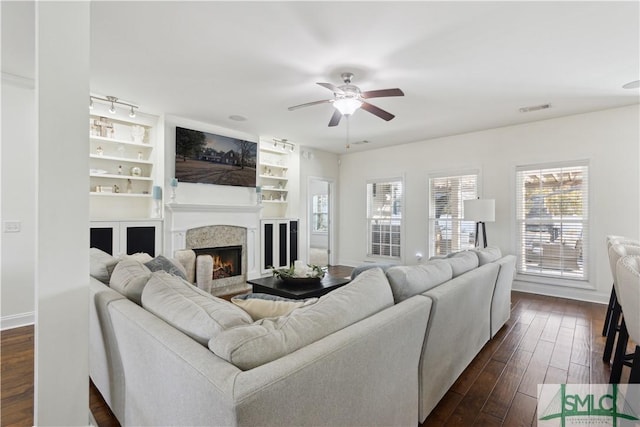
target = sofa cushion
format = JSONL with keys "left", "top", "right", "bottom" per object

{"left": 385, "top": 261, "right": 453, "bottom": 303}
{"left": 350, "top": 262, "right": 395, "bottom": 279}
{"left": 89, "top": 247, "right": 119, "bottom": 284}
{"left": 445, "top": 251, "right": 479, "bottom": 277}
{"left": 231, "top": 293, "right": 318, "bottom": 321}
{"left": 209, "top": 267, "right": 394, "bottom": 370}
{"left": 141, "top": 271, "right": 252, "bottom": 346}
{"left": 144, "top": 255, "right": 188, "bottom": 280}
{"left": 109, "top": 259, "right": 152, "bottom": 304}
{"left": 472, "top": 246, "right": 502, "bottom": 265}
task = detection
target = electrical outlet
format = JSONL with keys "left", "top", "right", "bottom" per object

{"left": 3, "top": 221, "right": 21, "bottom": 233}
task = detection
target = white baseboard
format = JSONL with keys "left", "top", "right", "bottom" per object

{"left": 1, "top": 311, "right": 35, "bottom": 330}
{"left": 512, "top": 281, "right": 609, "bottom": 305}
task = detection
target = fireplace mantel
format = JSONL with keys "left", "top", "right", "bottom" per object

{"left": 166, "top": 203, "right": 262, "bottom": 214}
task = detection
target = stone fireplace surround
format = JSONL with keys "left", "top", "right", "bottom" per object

{"left": 165, "top": 203, "right": 262, "bottom": 295}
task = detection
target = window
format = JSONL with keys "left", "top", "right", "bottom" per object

{"left": 516, "top": 162, "right": 588, "bottom": 281}
{"left": 312, "top": 194, "right": 328, "bottom": 232}
{"left": 428, "top": 173, "right": 478, "bottom": 257}
{"left": 367, "top": 179, "right": 403, "bottom": 258}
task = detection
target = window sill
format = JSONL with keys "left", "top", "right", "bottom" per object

{"left": 515, "top": 272, "right": 594, "bottom": 290}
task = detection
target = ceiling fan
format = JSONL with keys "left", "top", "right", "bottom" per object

{"left": 288, "top": 72, "right": 404, "bottom": 127}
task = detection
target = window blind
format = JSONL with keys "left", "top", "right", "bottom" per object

{"left": 367, "top": 179, "right": 403, "bottom": 258}
{"left": 428, "top": 174, "right": 478, "bottom": 257}
{"left": 516, "top": 162, "right": 588, "bottom": 280}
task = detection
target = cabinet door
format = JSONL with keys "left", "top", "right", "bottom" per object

{"left": 261, "top": 219, "right": 299, "bottom": 273}
{"left": 90, "top": 222, "right": 119, "bottom": 255}
{"left": 119, "top": 221, "right": 162, "bottom": 257}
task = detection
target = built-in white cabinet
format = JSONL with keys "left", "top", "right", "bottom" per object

{"left": 260, "top": 218, "right": 298, "bottom": 273}
{"left": 90, "top": 220, "right": 163, "bottom": 257}
{"left": 89, "top": 102, "right": 161, "bottom": 219}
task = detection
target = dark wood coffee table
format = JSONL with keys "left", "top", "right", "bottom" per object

{"left": 247, "top": 274, "right": 351, "bottom": 299}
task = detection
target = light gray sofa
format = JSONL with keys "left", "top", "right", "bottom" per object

{"left": 89, "top": 246, "right": 514, "bottom": 426}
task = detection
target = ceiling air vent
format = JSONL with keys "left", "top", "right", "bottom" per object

{"left": 519, "top": 103, "right": 551, "bottom": 113}
{"left": 351, "top": 140, "right": 371, "bottom": 145}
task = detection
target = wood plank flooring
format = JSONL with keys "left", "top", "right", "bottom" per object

{"left": 2, "top": 287, "right": 635, "bottom": 427}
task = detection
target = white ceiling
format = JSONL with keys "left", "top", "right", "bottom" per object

{"left": 5, "top": 2, "right": 640, "bottom": 153}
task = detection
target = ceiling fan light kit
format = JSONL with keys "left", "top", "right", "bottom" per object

{"left": 288, "top": 72, "right": 404, "bottom": 127}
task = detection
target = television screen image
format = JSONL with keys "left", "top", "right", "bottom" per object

{"left": 175, "top": 126, "right": 257, "bottom": 187}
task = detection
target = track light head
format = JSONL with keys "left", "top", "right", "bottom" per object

{"left": 129, "top": 106, "right": 136, "bottom": 118}
{"left": 89, "top": 97, "right": 94, "bottom": 109}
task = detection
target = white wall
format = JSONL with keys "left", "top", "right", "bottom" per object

{"left": 338, "top": 105, "right": 639, "bottom": 303}
{"left": 298, "top": 147, "right": 339, "bottom": 264}
{"left": 1, "top": 77, "right": 36, "bottom": 329}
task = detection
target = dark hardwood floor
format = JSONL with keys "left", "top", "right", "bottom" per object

{"left": 2, "top": 279, "right": 635, "bottom": 427}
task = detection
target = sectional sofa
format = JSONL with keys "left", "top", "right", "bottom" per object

{"left": 89, "top": 246, "right": 515, "bottom": 426}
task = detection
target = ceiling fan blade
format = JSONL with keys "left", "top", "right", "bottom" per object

{"left": 328, "top": 109, "right": 342, "bottom": 127}
{"left": 360, "top": 88, "right": 405, "bottom": 99}
{"left": 360, "top": 101, "right": 395, "bottom": 121}
{"left": 288, "top": 99, "right": 332, "bottom": 111}
{"left": 317, "top": 82, "right": 345, "bottom": 94}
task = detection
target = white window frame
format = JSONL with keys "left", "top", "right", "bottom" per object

{"left": 366, "top": 177, "right": 404, "bottom": 260}
{"left": 427, "top": 170, "right": 479, "bottom": 258}
{"left": 515, "top": 160, "right": 590, "bottom": 286}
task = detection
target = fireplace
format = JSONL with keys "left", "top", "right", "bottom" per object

{"left": 194, "top": 246, "right": 242, "bottom": 280}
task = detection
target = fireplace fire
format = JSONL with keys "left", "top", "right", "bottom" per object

{"left": 194, "top": 245, "right": 242, "bottom": 280}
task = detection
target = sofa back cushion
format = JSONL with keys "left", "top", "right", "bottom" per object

{"left": 472, "top": 246, "right": 503, "bottom": 265}
{"left": 385, "top": 261, "right": 453, "bottom": 303}
{"left": 90, "top": 247, "right": 119, "bottom": 284}
{"left": 445, "top": 251, "right": 479, "bottom": 277}
{"left": 209, "top": 267, "right": 394, "bottom": 370}
{"left": 109, "top": 259, "right": 152, "bottom": 304}
{"left": 141, "top": 271, "right": 252, "bottom": 346}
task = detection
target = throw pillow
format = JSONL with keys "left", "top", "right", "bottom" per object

{"left": 109, "top": 259, "right": 152, "bottom": 304}
{"left": 209, "top": 267, "right": 394, "bottom": 370}
{"left": 141, "top": 271, "right": 252, "bottom": 346}
{"left": 231, "top": 293, "right": 318, "bottom": 320}
{"left": 118, "top": 252, "right": 153, "bottom": 264}
{"left": 89, "top": 247, "right": 118, "bottom": 284}
{"left": 144, "top": 255, "right": 188, "bottom": 280}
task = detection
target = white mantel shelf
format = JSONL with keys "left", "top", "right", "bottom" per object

{"left": 165, "top": 203, "right": 263, "bottom": 213}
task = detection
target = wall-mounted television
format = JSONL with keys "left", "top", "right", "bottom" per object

{"left": 175, "top": 126, "right": 257, "bottom": 187}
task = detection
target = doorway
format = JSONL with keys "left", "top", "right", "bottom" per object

{"left": 308, "top": 178, "right": 333, "bottom": 266}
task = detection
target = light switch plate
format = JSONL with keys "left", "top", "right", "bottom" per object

{"left": 3, "top": 221, "right": 21, "bottom": 233}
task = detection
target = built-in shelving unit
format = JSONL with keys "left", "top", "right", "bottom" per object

{"left": 89, "top": 101, "right": 161, "bottom": 220}
{"left": 258, "top": 142, "right": 291, "bottom": 214}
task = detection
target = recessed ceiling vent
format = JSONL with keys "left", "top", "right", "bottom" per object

{"left": 519, "top": 103, "right": 551, "bottom": 113}
{"left": 351, "top": 140, "right": 371, "bottom": 145}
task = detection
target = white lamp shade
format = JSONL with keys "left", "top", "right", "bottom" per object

{"left": 333, "top": 98, "right": 362, "bottom": 115}
{"left": 464, "top": 199, "right": 495, "bottom": 222}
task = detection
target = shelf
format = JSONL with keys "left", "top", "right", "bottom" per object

{"left": 90, "top": 173, "right": 153, "bottom": 181}
{"left": 262, "top": 200, "right": 288, "bottom": 204}
{"left": 260, "top": 146, "right": 289, "bottom": 155}
{"left": 90, "top": 135, "right": 153, "bottom": 148}
{"left": 259, "top": 175, "right": 288, "bottom": 181}
{"left": 90, "top": 192, "right": 152, "bottom": 198}
{"left": 90, "top": 113, "right": 153, "bottom": 127}
{"left": 261, "top": 162, "right": 288, "bottom": 169}
{"left": 261, "top": 187, "right": 287, "bottom": 192}
{"left": 90, "top": 154, "right": 153, "bottom": 164}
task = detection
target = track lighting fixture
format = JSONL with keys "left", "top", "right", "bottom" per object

{"left": 90, "top": 94, "right": 139, "bottom": 118}
{"left": 272, "top": 138, "right": 295, "bottom": 152}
